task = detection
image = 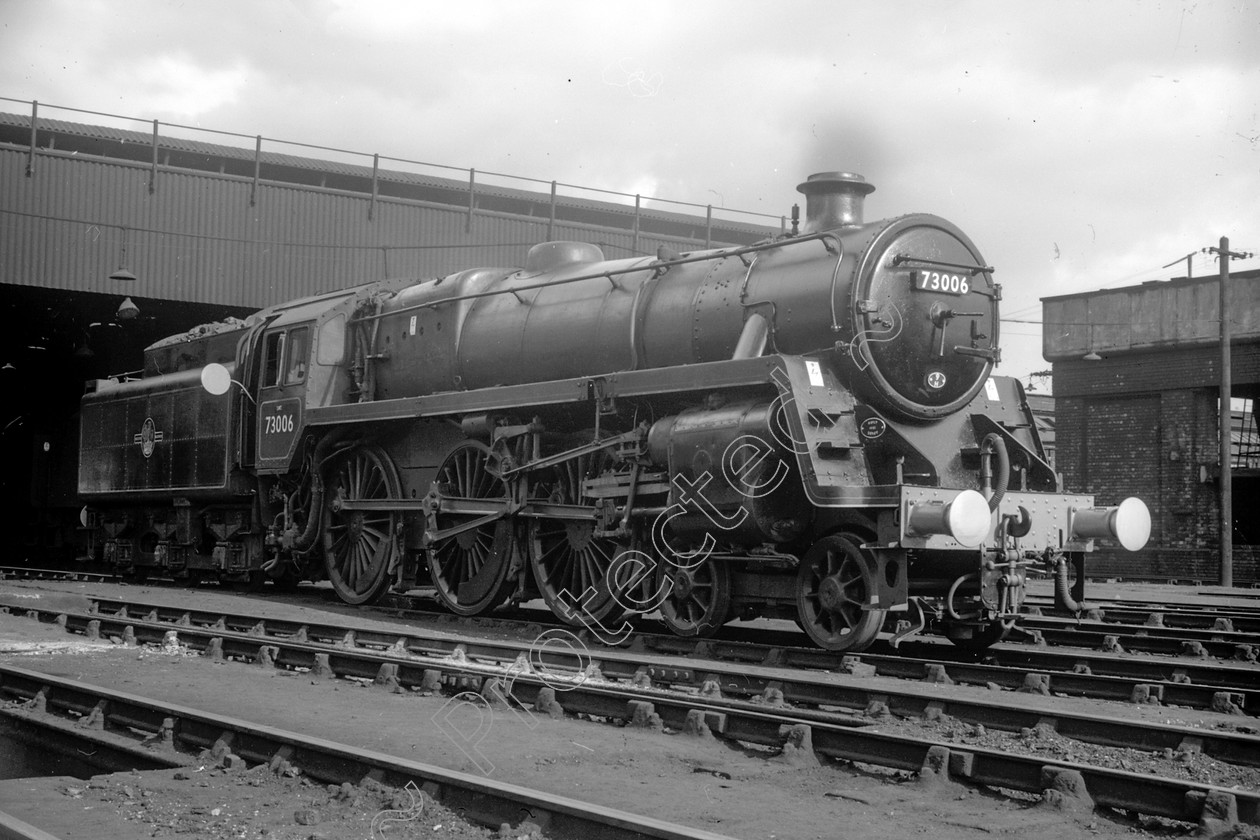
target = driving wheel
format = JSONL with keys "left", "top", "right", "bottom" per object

{"left": 528, "top": 449, "right": 629, "bottom": 628}
{"left": 323, "top": 445, "right": 400, "bottom": 605}
{"left": 427, "top": 441, "right": 516, "bottom": 616}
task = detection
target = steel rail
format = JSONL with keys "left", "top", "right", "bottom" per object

{"left": 708, "top": 622, "right": 1260, "bottom": 689}
{"left": 368, "top": 596, "right": 1260, "bottom": 692}
{"left": 0, "top": 664, "right": 735, "bottom": 840}
{"left": 1022, "top": 612, "right": 1260, "bottom": 642}
{"left": 669, "top": 617, "right": 1260, "bottom": 697}
{"left": 6, "top": 597, "right": 1260, "bottom": 772}
{"left": 1022, "top": 597, "right": 1260, "bottom": 634}
{"left": 723, "top": 629, "right": 1260, "bottom": 697}
{"left": 1081, "top": 608, "right": 1260, "bottom": 634}
{"left": 0, "top": 566, "right": 132, "bottom": 584}
{"left": 1025, "top": 591, "right": 1260, "bottom": 612}
{"left": 0, "top": 809, "right": 62, "bottom": 840}
{"left": 2, "top": 623, "right": 1255, "bottom": 831}
{"left": 1009, "top": 617, "right": 1257, "bottom": 659}
{"left": 13, "top": 585, "right": 1260, "bottom": 714}
{"left": 668, "top": 635, "right": 1260, "bottom": 716}
{"left": 7, "top": 576, "right": 1254, "bottom": 710}
{"left": 9, "top": 567, "right": 1257, "bottom": 647}
{"left": 1025, "top": 592, "right": 1260, "bottom": 612}
{"left": 136, "top": 579, "right": 1260, "bottom": 698}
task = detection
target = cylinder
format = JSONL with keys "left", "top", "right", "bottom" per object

{"left": 646, "top": 400, "right": 809, "bottom": 546}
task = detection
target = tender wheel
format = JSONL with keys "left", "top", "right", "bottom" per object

{"left": 529, "top": 452, "right": 626, "bottom": 628}
{"left": 427, "top": 441, "right": 516, "bottom": 616}
{"left": 323, "top": 445, "right": 400, "bottom": 606}
{"left": 656, "top": 555, "right": 732, "bottom": 637}
{"left": 795, "top": 533, "right": 885, "bottom": 652}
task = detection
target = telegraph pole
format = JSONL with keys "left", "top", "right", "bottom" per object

{"left": 1208, "top": 237, "right": 1254, "bottom": 588}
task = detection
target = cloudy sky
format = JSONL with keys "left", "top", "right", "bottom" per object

{"left": 2, "top": 0, "right": 1257, "bottom": 383}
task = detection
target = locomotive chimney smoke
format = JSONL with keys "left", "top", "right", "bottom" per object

{"left": 795, "top": 171, "right": 875, "bottom": 233}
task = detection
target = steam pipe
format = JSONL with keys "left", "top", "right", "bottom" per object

{"left": 946, "top": 572, "right": 982, "bottom": 621}
{"left": 979, "top": 433, "right": 1009, "bottom": 512}
{"left": 731, "top": 313, "right": 769, "bottom": 360}
{"left": 1053, "top": 556, "right": 1084, "bottom": 613}
{"left": 352, "top": 232, "right": 844, "bottom": 324}
{"left": 292, "top": 431, "right": 345, "bottom": 553}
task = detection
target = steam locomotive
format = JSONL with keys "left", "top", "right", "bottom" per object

{"left": 77, "top": 172, "right": 1150, "bottom": 652}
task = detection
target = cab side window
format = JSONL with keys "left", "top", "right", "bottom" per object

{"left": 285, "top": 327, "right": 310, "bottom": 384}
{"left": 262, "top": 331, "right": 285, "bottom": 387}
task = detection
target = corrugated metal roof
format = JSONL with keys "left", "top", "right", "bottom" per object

{"left": 0, "top": 111, "right": 777, "bottom": 240}
{"left": 0, "top": 143, "right": 756, "bottom": 310}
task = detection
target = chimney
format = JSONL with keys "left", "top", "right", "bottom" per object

{"left": 795, "top": 171, "right": 875, "bottom": 232}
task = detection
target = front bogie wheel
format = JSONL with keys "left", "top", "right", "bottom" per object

{"left": 795, "top": 533, "right": 885, "bottom": 652}
{"left": 656, "top": 555, "right": 732, "bottom": 638}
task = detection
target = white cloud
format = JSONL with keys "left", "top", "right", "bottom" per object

{"left": 1, "top": 0, "right": 1257, "bottom": 381}
{"left": 114, "top": 55, "right": 251, "bottom": 121}
{"left": 323, "top": 0, "right": 506, "bottom": 39}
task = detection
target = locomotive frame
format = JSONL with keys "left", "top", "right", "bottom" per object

{"left": 76, "top": 172, "right": 1150, "bottom": 653}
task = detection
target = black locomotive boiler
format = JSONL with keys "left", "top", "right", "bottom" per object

{"left": 77, "top": 172, "right": 1150, "bottom": 652}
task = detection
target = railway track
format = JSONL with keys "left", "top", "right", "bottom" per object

{"left": 374, "top": 601, "right": 1260, "bottom": 717}
{"left": 0, "top": 663, "right": 735, "bottom": 840}
{"left": 1, "top": 592, "right": 1258, "bottom": 832}
{"left": 1025, "top": 591, "right": 1260, "bottom": 617}
{"left": 1012, "top": 614, "right": 1259, "bottom": 656}
{"left": 1073, "top": 607, "right": 1260, "bottom": 635}
{"left": 5, "top": 578, "right": 1260, "bottom": 718}
{"left": 7, "top": 565, "right": 1257, "bottom": 661}
{"left": 3, "top": 567, "right": 1258, "bottom": 715}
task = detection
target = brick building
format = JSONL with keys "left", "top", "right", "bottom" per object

{"left": 1025, "top": 393, "right": 1055, "bottom": 470}
{"left": 1042, "top": 268, "right": 1260, "bottom": 585}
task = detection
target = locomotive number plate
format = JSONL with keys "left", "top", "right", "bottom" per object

{"left": 258, "top": 397, "right": 302, "bottom": 461}
{"left": 913, "top": 270, "right": 970, "bottom": 296}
